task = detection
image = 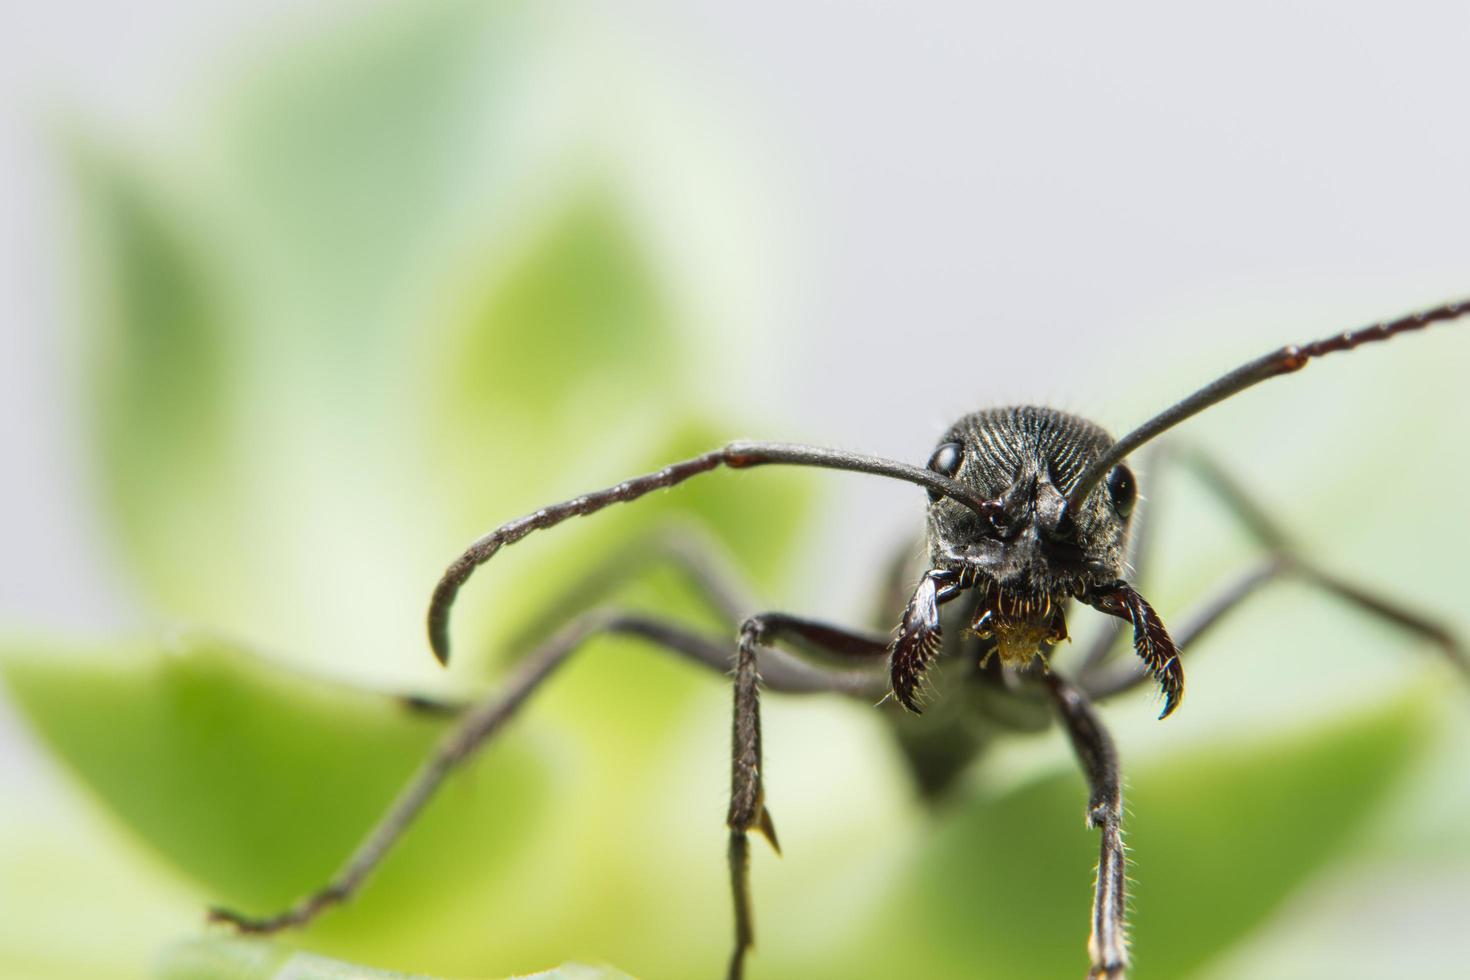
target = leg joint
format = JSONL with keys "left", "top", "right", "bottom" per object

{"left": 739, "top": 614, "right": 773, "bottom": 646}
{"left": 1087, "top": 799, "right": 1118, "bottom": 829}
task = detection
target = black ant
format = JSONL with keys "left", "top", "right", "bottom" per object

{"left": 212, "top": 299, "right": 1470, "bottom": 979}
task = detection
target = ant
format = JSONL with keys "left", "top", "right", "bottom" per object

{"left": 212, "top": 299, "right": 1470, "bottom": 979}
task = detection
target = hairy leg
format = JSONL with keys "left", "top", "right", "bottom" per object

{"left": 1082, "top": 447, "right": 1467, "bottom": 701}
{"left": 1080, "top": 447, "right": 1167, "bottom": 674}
{"left": 725, "top": 612, "right": 890, "bottom": 980}
{"left": 1044, "top": 671, "right": 1128, "bottom": 980}
{"left": 1081, "top": 557, "right": 1279, "bottom": 701}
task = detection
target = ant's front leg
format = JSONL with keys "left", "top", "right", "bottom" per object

{"left": 725, "top": 613, "right": 891, "bottom": 980}
{"left": 1080, "top": 446, "right": 1468, "bottom": 703}
{"left": 1043, "top": 671, "right": 1128, "bottom": 980}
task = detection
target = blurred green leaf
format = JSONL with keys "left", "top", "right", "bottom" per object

{"left": 843, "top": 695, "right": 1429, "bottom": 979}
{"left": 70, "top": 4, "right": 545, "bottom": 678}
{"left": 157, "top": 940, "right": 631, "bottom": 980}
{"left": 44, "top": 4, "right": 813, "bottom": 972}
{"left": 0, "top": 805, "right": 199, "bottom": 980}
{"left": 72, "top": 152, "right": 248, "bottom": 621}
{"left": 71, "top": 17, "right": 793, "bottom": 690}
{"left": 1125, "top": 704, "right": 1428, "bottom": 979}
{"left": 69, "top": 2, "right": 794, "bottom": 685}
{"left": 0, "top": 637, "right": 557, "bottom": 971}
{"left": 421, "top": 183, "right": 811, "bottom": 676}
{"left": 221, "top": 1, "right": 536, "bottom": 330}
{"left": 448, "top": 413, "right": 811, "bottom": 674}
{"left": 432, "top": 186, "right": 677, "bottom": 494}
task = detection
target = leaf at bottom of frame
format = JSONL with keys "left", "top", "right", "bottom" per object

{"left": 0, "top": 633, "right": 551, "bottom": 968}
{"left": 860, "top": 692, "right": 1433, "bottom": 980}
{"left": 156, "top": 938, "right": 635, "bottom": 980}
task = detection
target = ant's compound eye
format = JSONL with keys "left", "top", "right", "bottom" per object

{"left": 926, "top": 442, "right": 964, "bottom": 501}
{"left": 927, "top": 442, "right": 963, "bottom": 476}
{"left": 1106, "top": 463, "right": 1137, "bottom": 518}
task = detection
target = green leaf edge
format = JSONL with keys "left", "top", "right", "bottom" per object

{"left": 157, "top": 938, "right": 634, "bottom": 980}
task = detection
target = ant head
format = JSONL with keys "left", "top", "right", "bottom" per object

{"left": 924, "top": 407, "right": 1137, "bottom": 659}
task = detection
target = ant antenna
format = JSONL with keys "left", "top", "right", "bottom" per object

{"left": 428, "top": 441, "right": 1000, "bottom": 665}
{"left": 1066, "top": 298, "right": 1470, "bottom": 513}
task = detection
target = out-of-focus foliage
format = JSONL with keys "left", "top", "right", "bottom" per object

{"left": 2, "top": 638, "right": 541, "bottom": 924}
{"left": 7, "top": 3, "right": 809, "bottom": 978}
{"left": 156, "top": 939, "right": 631, "bottom": 980}
{"left": 3, "top": 3, "right": 1466, "bottom": 980}
{"left": 69, "top": 0, "right": 802, "bottom": 689}
{"left": 3, "top": 633, "right": 1436, "bottom": 979}
{"left": 865, "top": 695, "right": 1429, "bottom": 980}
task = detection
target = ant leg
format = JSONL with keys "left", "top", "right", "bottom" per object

{"left": 1183, "top": 449, "right": 1467, "bottom": 674}
{"left": 1080, "top": 447, "right": 1168, "bottom": 673}
{"left": 1043, "top": 671, "right": 1128, "bottom": 980}
{"left": 1081, "top": 557, "right": 1280, "bottom": 701}
{"left": 726, "top": 613, "right": 891, "bottom": 980}
{"left": 508, "top": 522, "right": 759, "bottom": 640}
{"left": 1288, "top": 562, "right": 1467, "bottom": 677}
{"left": 1184, "top": 448, "right": 1467, "bottom": 676}
{"left": 1085, "top": 543, "right": 1467, "bottom": 702}
{"left": 1084, "top": 448, "right": 1467, "bottom": 701}
{"left": 210, "top": 610, "right": 885, "bottom": 935}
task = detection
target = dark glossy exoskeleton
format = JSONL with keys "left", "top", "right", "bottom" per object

{"left": 212, "top": 300, "right": 1470, "bottom": 980}
{"left": 893, "top": 407, "right": 1174, "bottom": 717}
